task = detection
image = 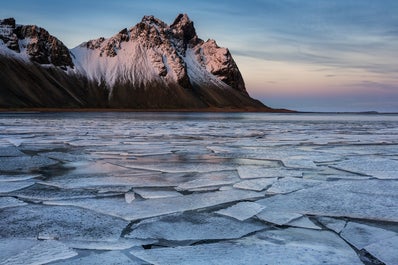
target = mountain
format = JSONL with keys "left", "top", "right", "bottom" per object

{"left": 0, "top": 15, "right": 272, "bottom": 110}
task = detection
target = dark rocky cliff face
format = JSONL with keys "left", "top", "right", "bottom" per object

{"left": 0, "top": 15, "right": 271, "bottom": 110}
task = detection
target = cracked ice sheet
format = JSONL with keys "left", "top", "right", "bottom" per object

{"left": 62, "top": 238, "right": 157, "bottom": 251}
{"left": 45, "top": 189, "right": 264, "bottom": 221}
{"left": 266, "top": 177, "right": 322, "bottom": 194}
{"left": 332, "top": 157, "right": 398, "bottom": 179}
{"left": 131, "top": 228, "right": 362, "bottom": 265}
{"left": 286, "top": 216, "right": 321, "bottom": 230}
{"left": 0, "top": 180, "right": 35, "bottom": 193}
{"left": 256, "top": 180, "right": 398, "bottom": 222}
{"left": 125, "top": 212, "right": 266, "bottom": 241}
{"left": 0, "top": 239, "right": 77, "bottom": 265}
{"left": 237, "top": 166, "right": 302, "bottom": 179}
{"left": 51, "top": 251, "right": 143, "bottom": 265}
{"left": 133, "top": 188, "right": 182, "bottom": 199}
{"left": 0, "top": 146, "right": 26, "bottom": 157}
{"left": 215, "top": 202, "right": 265, "bottom": 221}
{"left": 0, "top": 174, "right": 41, "bottom": 182}
{"left": 233, "top": 178, "right": 276, "bottom": 191}
{"left": 0, "top": 156, "right": 58, "bottom": 172}
{"left": 176, "top": 170, "right": 239, "bottom": 191}
{"left": 365, "top": 235, "right": 398, "bottom": 265}
{"left": 8, "top": 183, "right": 119, "bottom": 201}
{"left": 0, "top": 197, "right": 27, "bottom": 209}
{"left": 316, "top": 217, "right": 347, "bottom": 233}
{"left": 340, "top": 222, "right": 396, "bottom": 250}
{"left": 44, "top": 172, "right": 185, "bottom": 190}
{"left": 0, "top": 205, "right": 129, "bottom": 241}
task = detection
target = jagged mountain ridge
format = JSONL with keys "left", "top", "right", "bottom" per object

{"left": 0, "top": 14, "right": 271, "bottom": 110}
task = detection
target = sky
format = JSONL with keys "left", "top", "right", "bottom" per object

{"left": 1, "top": 0, "right": 398, "bottom": 112}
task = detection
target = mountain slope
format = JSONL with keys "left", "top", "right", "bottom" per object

{"left": 0, "top": 15, "right": 271, "bottom": 110}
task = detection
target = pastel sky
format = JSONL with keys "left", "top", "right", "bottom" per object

{"left": 1, "top": 0, "right": 397, "bottom": 112}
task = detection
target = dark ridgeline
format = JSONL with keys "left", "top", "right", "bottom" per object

{"left": 0, "top": 15, "right": 275, "bottom": 111}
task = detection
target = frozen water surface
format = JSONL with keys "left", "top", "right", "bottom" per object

{"left": 0, "top": 112, "right": 397, "bottom": 264}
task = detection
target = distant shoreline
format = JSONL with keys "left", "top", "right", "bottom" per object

{"left": 0, "top": 107, "right": 295, "bottom": 113}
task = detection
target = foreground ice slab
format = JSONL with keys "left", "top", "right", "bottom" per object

{"left": 333, "top": 157, "right": 398, "bottom": 179}
{"left": 126, "top": 212, "right": 266, "bottom": 241}
{"left": 215, "top": 201, "right": 265, "bottom": 221}
{"left": 237, "top": 166, "right": 301, "bottom": 179}
{"left": 266, "top": 177, "right": 322, "bottom": 194}
{"left": 0, "top": 205, "right": 128, "bottom": 241}
{"left": 340, "top": 222, "right": 396, "bottom": 250}
{"left": 365, "top": 235, "right": 398, "bottom": 265}
{"left": 51, "top": 251, "right": 142, "bottom": 265}
{"left": 62, "top": 238, "right": 157, "bottom": 251}
{"left": 316, "top": 216, "right": 347, "bottom": 233}
{"left": 256, "top": 180, "right": 398, "bottom": 222}
{"left": 0, "top": 240, "right": 77, "bottom": 265}
{"left": 131, "top": 228, "right": 362, "bottom": 265}
{"left": 0, "top": 156, "right": 58, "bottom": 172}
{"left": 45, "top": 189, "right": 263, "bottom": 221}
{"left": 233, "top": 178, "right": 275, "bottom": 191}
{"left": 0, "top": 180, "right": 35, "bottom": 193}
{"left": 0, "top": 197, "right": 27, "bottom": 209}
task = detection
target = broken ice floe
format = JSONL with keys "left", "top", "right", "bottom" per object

{"left": 0, "top": 197, "right": 27, "bottom": 209}
{"left": 0, "top": 180, "right": 35, "bottom": 193}
{"left": 131, "top": 228, "right": 362, "bottom": 265}
{"left": 0, "top": 239, "right": 77, "bottom": 265}
{"left": 265, "top": 177, "right": 322, "bottom": 194}
{"left": 8, "top": 183, "right": 117, "bottom": 201}
{"left": 215, "top": 202, "right": 265, "bottom": 221}
{"left": 0, "top": 156, "right": 58, "bottom": 172}
{"left": 125, "top": 212, "right": 266, "bottom": 241}
{"left": 316, "top": 216, "right": 347, "bottom": 233}
{"left": 134, "top": 188, "right": 182, "bottom": 199}
{"left": 176, "top": 170, "right": 239, "bottom": 191}
{"left": 365, "top": 235, "right": 398, "bottom": 265}
{"left": 61, "top": 238, "right": 157, "bottom": 251}
{"left": 0, "top": 204, "right": 129, "bottom": 241}
{"left": 332, "top": 156, "right": 398, "bottom": 179}
{"left": 237, "top": 166, "right": 302, "bottom": 179}
{"left": 340, "top": 222, "right": 396, "bottom": 250}
{"left": 256, "top": 180, "right": 398, "bottom": 222}
{"left": 0, "top": 146, "right": 26, "bottom": 157}
{"left": 51, "top": 251, "right": 143, "bottom": 265}
{"left": 256, "top": 210, "right": 303, "bottom": 226}
{"left": 233, "top": 178, "right": 276, "bottom": 191}
{"left": 285, "top": 216, "right": 321, "bottom": 230}
{"left": 45, "top": 189, "right": 263, "bottom": 221}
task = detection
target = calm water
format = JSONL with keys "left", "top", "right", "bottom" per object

{"left": 0, "top": 112, "right": 397, "bottom": 265}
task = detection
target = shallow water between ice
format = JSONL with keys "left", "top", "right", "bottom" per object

{"left": 0, "top": 112, "right": 397, "bottom": 264}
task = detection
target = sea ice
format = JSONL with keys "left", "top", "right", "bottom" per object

{"left": 176, "top": 170, "right": 239, "bottom": 191}
{"left": 233, "top": 178, "right": 276, "bottom": 191}
{"left": 132, "top": 228, "right": 362, "bottom": 265}
{"left": 0, "top": 146, "right": 25, "bottom": 157}
{"left": 0, "top": 174, "right": 41, "bottom": 182}
{"left": 8, "top": 183, "right": 115, "bottom": 201}
{"left": 0, "top": 197, "right": 27, "bottom": 209}
{"left": 215, "top": 201, "right": 265, "bottom": 221}
{"left": 125, "top": 191, "right": 136, "bottom": 203}
{"left": 45, "top": 189, "right": 263, "bottom": 221}
{"left": 266, "top": 177, "right": 322, "bottom": 194}
{"left": 340, "top": 222, "right": 396, "bottom": 250}
{"left": 256, "top": 210, "right": 302, "bottom": 226}
{"left": 316, "top": 216, "right": 347, "bottom": 233}
{"left": 286, "top": 216, "right": 321, "bottom": 230}
{"left": 365, "top": 235, "right": 398, "bottom": 265}
{"left": 256, "top": 180, "right": 398, "bottom": 222}
{"left": 134, "top": 188, "right": 182, "bottom": 199}
{"left": 237, "top": 166, "right": 301, "bottom": 179}
{"left": 62, "top": 238, "right": 157, "bottom": 250}
{"left": 333, "top": 157, "right": 398, "bottom": 179}
{"left": 0, "top": 156, "right": 58, "bottom": 172}
{"left": 0, "top": 204, "right": 129, "bottom": 241}
{"left": 0, "top": 180, "right": 35, "bottom": 193}
{"left": 125, "top": 212, "right": 266, "bottom": 241}
{"left": 0, "top": 240, "right": 77, "bottom": 265}
{"left": 51, "top": 251, "right": 142, "bottom": 265}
